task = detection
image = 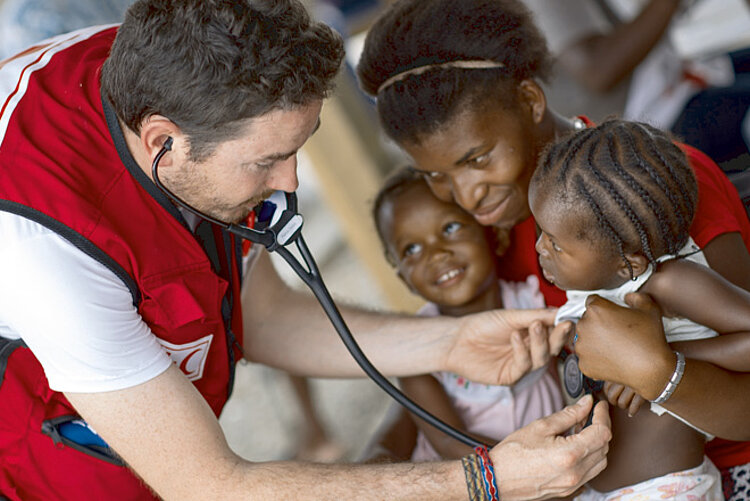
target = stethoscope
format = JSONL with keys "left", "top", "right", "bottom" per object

{"left": 152, "top": 137, "right": 486, "bottom": 449}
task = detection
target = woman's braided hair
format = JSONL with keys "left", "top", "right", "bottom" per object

{"left": 534, "top": 119, "right": 698, "bottom": 278}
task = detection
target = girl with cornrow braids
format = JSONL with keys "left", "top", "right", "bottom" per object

{"left": 358, "top": 0, "right": 750, "bottom": 495}
{"left": 530, "top": 119, "right": 750, "bottom": 499}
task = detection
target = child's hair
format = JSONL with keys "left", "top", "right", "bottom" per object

{"left": 356, "top": 0, "right": 551, "bottom": 145}
{"left": 534, "top": 119, "right": 698, "bottom": 278}
{"left": 372, "top": 166, "right": 425, "bottom": 265}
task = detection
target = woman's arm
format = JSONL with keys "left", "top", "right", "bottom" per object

{"left": 399, "top": 374, "right": 495, "bottom": 459}
{"left": 576, "top": 292, "right": 750, "bottom": 441}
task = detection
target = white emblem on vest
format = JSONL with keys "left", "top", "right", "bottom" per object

{"left": 158, "top": 334, "right": 213, "bottom": 381}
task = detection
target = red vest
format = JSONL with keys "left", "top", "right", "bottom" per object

{"left": 0, "top": 27, "right": 245, "bottom": 500}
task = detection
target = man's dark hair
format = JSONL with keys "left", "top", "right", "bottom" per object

{"left": 534, "top": 119, "right": 698, "bottom": 278}
{"left": 101, "top": 0, "right": 344, "bottom": 161}
{"left": 356, "top": 0, "right": 551, "bottom": 145}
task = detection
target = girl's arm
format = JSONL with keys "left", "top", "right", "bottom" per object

{"left": 644, "top": 258, "right": 750, "bottom": 338}
{"left": 399, "top": 375, "right": 495, "bottom": 459}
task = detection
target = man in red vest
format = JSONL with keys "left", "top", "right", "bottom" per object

{"left": 0, "top": 1, "right": 611, "bottom": 499}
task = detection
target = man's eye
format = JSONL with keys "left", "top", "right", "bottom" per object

{"left": 403, "top": 243, "right": 421, "bottom": 258}
{"left": 551, "top": 240, "right": 562, "bottom": 252}
{"left": 443, "top": 222, "right": 462, "bottom": 235}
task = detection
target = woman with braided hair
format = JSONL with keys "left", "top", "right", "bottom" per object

{"left": 357, "top": 0, "right": 750, "bottom": 496}
{"left": 530, "top": 119, "right": 750, "bottom": 499}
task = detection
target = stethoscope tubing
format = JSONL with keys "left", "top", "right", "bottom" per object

{"left": 152, "top": 140, "right": 485, "bottom": 449}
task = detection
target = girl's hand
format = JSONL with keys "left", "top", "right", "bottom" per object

{"left": 602, "top": 381, "right": 647, "bottom": 417}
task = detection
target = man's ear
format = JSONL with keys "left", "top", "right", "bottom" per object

{"left": 517, "top": 79, "right": 547, "bottom": 125}
{"left": 138, "top": 115, "right": 183, "bottom": 167}
{"left": 617, "top": 253, "right": 649, "bottom": 280}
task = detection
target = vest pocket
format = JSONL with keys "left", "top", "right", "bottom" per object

{"left": 41, "top": 415, "right": 125, "bottom": 466}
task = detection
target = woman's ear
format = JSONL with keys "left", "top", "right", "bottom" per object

{"left": 517, "top": 79, "right": 547, "bottom": 125}
{"left": 618, "top": 253, "right": 650, "bottom": 280}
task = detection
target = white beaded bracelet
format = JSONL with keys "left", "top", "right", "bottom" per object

{"left": 652, "top": 351, "right": 686, "bottom": 405}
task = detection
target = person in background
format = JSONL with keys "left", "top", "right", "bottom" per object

{"left": 356, "top": 0, "right": 750, "bottom": 497}
{"left": 521, "top": 0, "right": 750, "bottom": 173}
{"left": 372, "top": 167, "right": 563, "bottom": 461}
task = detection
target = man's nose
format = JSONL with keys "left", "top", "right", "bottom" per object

{"left": 268, "top": 156, "right": 300, "bottom": 193}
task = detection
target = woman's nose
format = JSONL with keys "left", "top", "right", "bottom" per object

{"left": 451, "top": 174, "right": 484, "bottom": 212}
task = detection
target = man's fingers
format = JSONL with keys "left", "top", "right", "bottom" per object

{"left": 510, "top": 330, "right": 532, "bottom": 380}
{"left": 529, "top": 321, "right": 551, "bottom": 369}
{"left": 536, "top": 394, "right": 595, "bottom": 436}
{"left": 503, "top": 308, "right": 557, "bottom": 329}
{"left": 549, "top": 321, "right": 572, "bottom": 356}
{"left": 589, "top": 400, "right": 612, "bottom": 431}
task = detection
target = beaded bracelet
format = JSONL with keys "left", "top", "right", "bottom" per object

{"left": 461, "top": 445, "right": 499, "bottom": 501}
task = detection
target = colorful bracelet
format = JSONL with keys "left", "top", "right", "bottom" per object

{"left": 461, "top": 445, "right": 499, "bottom": 501}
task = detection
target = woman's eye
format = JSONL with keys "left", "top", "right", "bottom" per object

{"left": 403, "top": 243, "right": 422, "bottom": 258}
{"left": 424, "top": 171, "right": 446, "bottom": 182}
{"left": 443, "top": 222, "right": 462, "bottom": 235}
{"left": 467, "top": 153, "right": 489, "bottom": 167}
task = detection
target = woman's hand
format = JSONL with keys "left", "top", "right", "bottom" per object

{"left": 575, "top": 293, "right": 675, "bottom": 399}
{"left": 445, "top": 308, "right": 571, "bottom": 386}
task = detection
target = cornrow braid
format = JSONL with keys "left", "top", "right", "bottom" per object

{"left": 585, "top": 138, "right": 656, "bottom": 264}
{"left": 605, "top": 134, "right": 673, "bottom": 256}
{"left": 534, "top": 119, "right": 698, "bottom": 271}
{"left": 576, "top": 176, "right": 634, "bottom": 279}
{"left": 638, "top": 122, "right": 698, "bottom": 221}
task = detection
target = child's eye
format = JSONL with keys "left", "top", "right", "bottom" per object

{"left": 403, "top": 243, "right": 422, "bottom": 258}
{"left": 443, "top": 222, "right": 462, "bottom": 235}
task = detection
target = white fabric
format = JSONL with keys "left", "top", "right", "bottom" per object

{"left": 556, "top": 237, "right": 716, "bottom": 437}
{"left": 0, "top": 211, "right": 172, "bottom": 392}
{"left": 521, "top": 0, "right": 737, "bottom": 128}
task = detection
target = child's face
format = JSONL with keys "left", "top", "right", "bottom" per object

{"left": 379, "top": 182, "right": 496, "bottom": 307}
{"left": 529, "top": 183, "right": 628, "bottom": 291}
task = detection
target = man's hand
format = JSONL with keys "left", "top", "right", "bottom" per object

{"left": 490, "top": 395, "right": 611, "bottom": 500}
{"left": 445, "top": 309, "right": 571, "bottom": 386}
{"left": 575, "top": 293, "right": 674, "bottom": 399}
